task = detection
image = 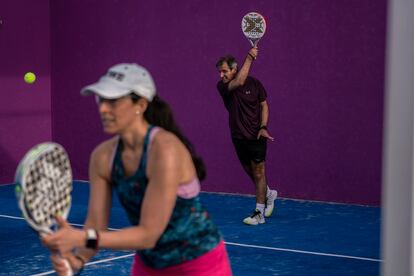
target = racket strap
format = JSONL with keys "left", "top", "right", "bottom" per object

{"left": 73, "top": 254, "right": 86, "bottom": 275}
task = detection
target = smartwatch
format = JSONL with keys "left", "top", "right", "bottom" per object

{"left": 85, "top": 229, "right": 99, "bottom": 250}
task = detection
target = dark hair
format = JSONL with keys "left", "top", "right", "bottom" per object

{"left": 130, "top": 93, "right": 206, "bottom": 181}
{"left": 216, "top": 55, "right": 238, "bottom": 70}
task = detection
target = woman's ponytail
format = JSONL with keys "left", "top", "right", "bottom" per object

{"left": 143, "top": 96, "right": 206, "bottom": 181}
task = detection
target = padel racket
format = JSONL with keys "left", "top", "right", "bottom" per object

{"left": 241, "top": 12, "right": 267, "bottom": 47}
{"left": 15, "top": 142, "right": 73, "bottom": 276}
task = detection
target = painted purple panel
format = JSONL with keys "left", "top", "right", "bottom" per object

{"left": 50, "top": 0, "right": 386, "bottom": 205}
{"left": 0, "top": 0, "right": 51, "bottom": 184}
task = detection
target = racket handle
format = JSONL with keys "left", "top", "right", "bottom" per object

{"left": 249, "top": 39, "right": 255, "bottom": 47}
{"left": 38, "top": 233, "right": 73, "bottom": 275}
{"left": 248, "top": 40, "right": 258, "bottom": 48}
{"left": 62, "top": 258, "right": 73, "bottom": 276}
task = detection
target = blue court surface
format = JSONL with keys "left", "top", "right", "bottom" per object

{"left": 0, "top": 181, "right": 380, "bottom": 275}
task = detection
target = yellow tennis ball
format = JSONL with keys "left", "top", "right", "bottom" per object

{"left": 24, "top": 72, "right": 36, "bottom": 84}
{"left": 15, "top": 185, "right": 21, "bottom": 193}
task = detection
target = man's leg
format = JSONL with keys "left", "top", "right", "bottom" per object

{"left": 252, "top": 161, "right": 277, "bottom": 217}
{"left": 232, "top": 139, "right": 258, "bottom": 185}
{"left": 248, "top": 138, "right": 277, "bottom": 218}
{"left": 241, "top": 164, "right": 254, "bottom": 182}
{"left": 242, "top": 161, "right": 267, "bottom": 225}
{"left": 233, "top": 138, "right": 270, "bottom": 225}
{"left": 250, "top": 161, "right": 267, "bottom": 204}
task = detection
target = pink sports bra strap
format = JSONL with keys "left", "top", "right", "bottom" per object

{"left": 177, "top": 178, "right": 200, "bottom": 199}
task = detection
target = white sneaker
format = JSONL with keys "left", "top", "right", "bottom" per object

{"left": 265, "top": 190, "right": 278, "bottom": 217}
{"left": 243, "top": 209, "right": 265, "bottom": 225}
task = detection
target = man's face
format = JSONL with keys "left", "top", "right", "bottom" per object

{"left": 218, "top": 62, "right": 237, "bottom": 83}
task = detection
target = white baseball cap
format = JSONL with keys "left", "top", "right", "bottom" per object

{"left": 81, "top": 63, "right": 156, "bottom": 101}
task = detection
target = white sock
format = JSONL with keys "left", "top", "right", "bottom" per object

{"left": 256, "top": 203, "right": 265, "bottom": 215}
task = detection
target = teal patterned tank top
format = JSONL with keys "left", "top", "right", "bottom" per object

{"left": 111, "top": 125, "right": 221, "bottom": 269}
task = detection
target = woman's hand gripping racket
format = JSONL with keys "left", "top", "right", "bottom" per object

{"left": 15, "top": 142, "right": 74, "bottom": 276}
{"left": 241, "top": 12, "right": 267, "bottom": 47}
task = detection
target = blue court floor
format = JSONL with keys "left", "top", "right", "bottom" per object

{"left": 0, "top": 181, "right": 380, "bottom": 275}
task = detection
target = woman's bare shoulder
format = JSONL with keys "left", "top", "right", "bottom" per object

{"left": 90, "top": 136, "right": 119, "bottom": 164}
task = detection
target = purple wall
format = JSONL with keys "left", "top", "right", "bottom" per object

{"left": 0, "top": 0, "right": 386, "bottom": 205}
{"left": 50, "top": 0, "right": 386, "bottom": 205}
{"left": 0, "top": 0, "right": 52, "bottom": 184}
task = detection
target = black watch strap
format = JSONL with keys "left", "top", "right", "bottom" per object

{"left": 85, "top": 229, "right": 99, "bottom": 250}
{"left": 260, "top": 125, "right": 267, "bottom": 130}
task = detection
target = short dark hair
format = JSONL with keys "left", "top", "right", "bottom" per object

{"left": 216, "top": 55, "right": 238, "bottom": 70}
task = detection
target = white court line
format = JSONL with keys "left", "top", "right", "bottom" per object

{"left": 225, "top": 242, "right": 381, "bottom": 262}
{"left": 0, "top": 214, "right": 25, "bottom": 220}
{"left": 1, "top": 213, "right": 381, "bottom": 266}
{"left": 30, "top": 253, "right": 135, "bottom": 276}
{"left": 0, "top": 183, "right": 15, "bottom": 186}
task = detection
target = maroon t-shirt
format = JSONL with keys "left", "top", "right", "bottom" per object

{"left": 217, "top": 76, "right": 267, "bottom": 140}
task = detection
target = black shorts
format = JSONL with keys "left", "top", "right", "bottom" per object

{"left": 232, "top": 138, "right": 267, "bottom": 166}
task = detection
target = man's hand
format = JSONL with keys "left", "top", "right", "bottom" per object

{"left": 248, "top": 47, "right": 258, "bottom": 60}
{"left": 257, "top": 128, "right": 274, "bottom": 141}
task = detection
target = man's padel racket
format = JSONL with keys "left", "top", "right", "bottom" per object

{"left": 15, "top": 142, "right": 73, "bottom": 276}
{"left": 241, "top": 12, "right": 267, "bottom": 47}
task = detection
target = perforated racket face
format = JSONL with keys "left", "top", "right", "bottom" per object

{"left": 15, "top": 143, "right": 72, "bottom": 233}
{"left": 241, "top": 12, "right": 266, "bottom": 46}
